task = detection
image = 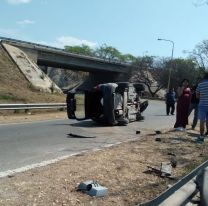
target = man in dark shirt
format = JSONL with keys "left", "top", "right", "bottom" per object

{"left": 165, "top": 88, "right": 176, "bottom": 115}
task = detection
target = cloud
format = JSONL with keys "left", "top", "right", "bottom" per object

{"left": 0, "top": 28, "right": 20, "bottom": 37}
{"left": 6, "top": 0, "right": 32, "bottom": 4}
{"left": 39, "top": 36, "right": 97, "bottom": 48}
{"left": 55, "top": 36, "right": 97, "bottom": 48}
{"left": 17, "top": 19, "right": 35, "bottom": 25}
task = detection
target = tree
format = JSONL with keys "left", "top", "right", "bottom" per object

{"left": 119, "top": 54, "right": 137, "bottom": 63}
{"left": 94, "top": 44, "right": 138, "bottom": 63}
{"left": 64, "top": 44, "right": 94, "bottom": 56}
{"left": 164, "top": 58, "right": 203, "bottom": 89}
{"left": 94, "top": 44, "right": 122, "bottom": 61}
{"left": 189, "top": 40, "right": 208, "bottom": 70}
{"left": 64, "top": 43, "right": 137, "bottom": 63}
{"left": 130, "top": 56, "right": 203, "bottom": 97}
{"left": 130, "top": 56, "right": 168, "bottom": 97}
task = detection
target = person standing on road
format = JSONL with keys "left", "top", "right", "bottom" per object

{"left": 196, "top": 73, "right": 208, "bottom": 143}
{"left": 165, "top": 88, "right": 176, "bottom": 115}
{"left": 188, "top": 84, "right": 199, "bottom": 130}
{"left": 174, "top": 79, "right": 192, "bottom": 129}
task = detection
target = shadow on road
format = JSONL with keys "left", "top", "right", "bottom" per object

{"left": 51, "top": 123, "right": 72, "bottom": 126}
{"left": 51, "top": 120, "right": 99, "bottom": 128}
{"left": 69, "top": 120, "right": 106, "bottom": 128}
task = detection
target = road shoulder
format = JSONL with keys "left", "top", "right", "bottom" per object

{"left": 0, "top": 130, "right": 207, "bottom": 206}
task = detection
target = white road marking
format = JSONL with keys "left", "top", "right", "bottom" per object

{"left": 0, "top": 152, "right": 82, "bottom": 178}
{"left": 0, "top": 137, "right": 141, "bottom": 178}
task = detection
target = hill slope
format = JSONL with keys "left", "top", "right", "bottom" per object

{"left": 0, "top": 45, "right": 65, "bottom": 103}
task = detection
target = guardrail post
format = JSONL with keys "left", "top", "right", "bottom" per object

{"left": 196, "top": 167, "right": 208, "bottom": 206}
{"left": 138, "top": 160, "right": 208, "bottom": 206}
{"left": 159, "top": 180, "right": 197, "bottom": 206}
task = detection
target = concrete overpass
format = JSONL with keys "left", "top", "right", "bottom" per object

{"left": 0, "top": 36, "right": 131, "bottom": 74}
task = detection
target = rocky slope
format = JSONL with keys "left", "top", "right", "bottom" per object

{"left": 0, "top": 44, "right": 65, "bottom": 103}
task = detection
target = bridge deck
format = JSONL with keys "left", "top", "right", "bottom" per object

{"left": 0, "top": 36, "right": 132, "bottom": 73}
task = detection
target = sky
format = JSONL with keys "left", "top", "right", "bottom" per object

{"left": 0, "top": 0, "right": 208, "bottom": 58}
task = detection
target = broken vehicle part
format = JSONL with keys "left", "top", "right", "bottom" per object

{"left": 78, "top": 180, "right": 108, "bottom": 197}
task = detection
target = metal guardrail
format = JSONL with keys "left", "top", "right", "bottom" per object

{"left": 0, "top": 103, "right": 66, "bottom": 110}
{"left": 138, "top": 160, "right": 208, "bottom": 206}
{"left": 0, "top": 36, "right": 66, "bottom": 53}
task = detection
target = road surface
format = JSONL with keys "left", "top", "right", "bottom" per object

{"left": 0, "top": 100, "right": 176, "bottom": 174}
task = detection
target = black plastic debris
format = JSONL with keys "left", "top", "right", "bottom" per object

{"left": 170, "top": 158, "right": 177, "bottom": 168}
{"left": 67, "top": 133, "right": 96, "bottom": 138}
{"left": 155, "top": 130, "right": 162, "bottom": 135}
{"left": 136, "top": 130, "right": 141, "bottom": 134}
{"left": 145, "top": 161, "right": 175, "bottom": 179}
{"left": 155, "top": 137, "right": 162, "bottom": 142}
{"left": 168, "top": 152, "right": 176, "bottom": 156}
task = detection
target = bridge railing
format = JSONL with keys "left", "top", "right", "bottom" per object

{"left": 0, "top": 36, "right": 130, "bottom": 66}
{"left": 0, "top": 36, "right": 65, "bottom": 52}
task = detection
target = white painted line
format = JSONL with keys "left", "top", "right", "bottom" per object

{"left": 0, "top": 152, "right": 81, "bottom": 178}
{"left": 0, "top": 136, "right": 143, "bottom": 178}
{"left": 91, "top": 148, "right": 102, "bottom": 152}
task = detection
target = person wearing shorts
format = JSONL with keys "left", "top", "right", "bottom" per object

{"left": 196, "top": 73, "right": 208, "bottom": 143}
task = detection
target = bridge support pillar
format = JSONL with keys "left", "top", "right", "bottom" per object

{"left": 78, "top": 72, "right": 129, "bottom": 91}
{"left": 42, "top": 66, "right": 48, "bottom": 74}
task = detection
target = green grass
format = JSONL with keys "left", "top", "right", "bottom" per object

{"left": 0, "top": 94, "right": 25, "bottom": 103}
{"left": 0, "top": 94, "right": 16, "bottom": 101}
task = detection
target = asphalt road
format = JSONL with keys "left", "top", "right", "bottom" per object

{"left": 0, "top": 100, "right": 176, "bottom": 174}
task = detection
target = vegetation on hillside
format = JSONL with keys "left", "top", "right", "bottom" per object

{"left": 64, "top": 41, "right": 208, "bottom": 97}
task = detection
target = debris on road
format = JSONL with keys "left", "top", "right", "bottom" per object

{"left": 78, "top": 180, "right": 108, "bottom": 197}
{"left": 0, "top": 130, "right": 207, "bottom": 206}
{"left": 168, "top": 152, "right": 176, "bottom": 156}
{"left": 155, "top": 130, "right": 162, "bottom": 134}
{"left": 171, "top": 139, "right": 181, "bottom": 144}
{"left": 170, "top": 158, "right": 177, "bottom": 168}
{"left": 136, "top": 130, "right": 141, "bottom": 134}
{"left": 175, "top": 127, "right": 186, "bottom": 132}
{"left": 145, "top": 162, "right": 174, "bottom": 178}
{"left": 7, "top": 174, "right": 15, "bottom": 178}
{"left": 160, "top": 162, "right": 172, "bottom": 177}
{"left": 155, "top": 137, "right": 162, "bottom": 142}
{"left": 67, "top": 133, "right": 96, "bottom": 138}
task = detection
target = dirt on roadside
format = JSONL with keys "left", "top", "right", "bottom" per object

{"left": 0, "top": 128, "right": 207, "bottom": 206}
{"left": 0, "top": 44, "right": 65, "bottom": 104}
{"left": 0, "top": 110, "right": 67, "bottom": 124}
